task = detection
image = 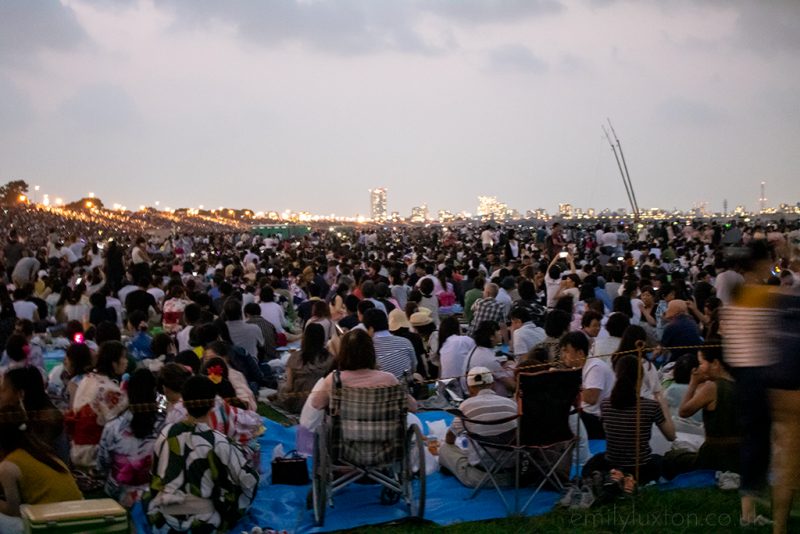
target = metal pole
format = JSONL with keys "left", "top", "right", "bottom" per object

{"left": 602, "top": 125, "right": 636, "bottom": 218}
{"left": 608, "top": 119, "right": 640, "bottom": 219}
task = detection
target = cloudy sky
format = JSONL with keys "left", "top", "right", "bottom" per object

{"left": 1, "top": 1, "right": 798, "bottom": 217}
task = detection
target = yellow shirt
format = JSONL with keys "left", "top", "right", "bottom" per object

{"left": 5, "top": 449, "right": 83, "bottom": 504}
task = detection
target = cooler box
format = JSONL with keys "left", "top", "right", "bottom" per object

{"left": 21, "top": 498, "right": 128, "bottom": 533}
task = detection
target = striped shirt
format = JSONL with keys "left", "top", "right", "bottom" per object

{"left": 373, "top": 331, "right": 416, "bottom": 380}
{"left": 720, "top": 285, "right": 778, "bottom": 368}
{"left": 449, "top": 389, "right": 518, "bottom": 466}
{"left": 601, "top": 397, "right": 664, "bottom": 468}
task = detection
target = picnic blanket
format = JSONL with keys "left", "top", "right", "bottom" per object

{"left": 131, "top": 411, "right": 717, "bottom": 533}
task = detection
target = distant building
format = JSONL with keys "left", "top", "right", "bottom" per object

{"left": 477, "top": 196, "right": 510, "bottom": 220}
{"left": 558, "top": 203, "right": 573, "bottom": 218}
{"left": 410, "top": 204, "right": 429, "bottom": 223}
{"left": 369, "top": 188, "right": 387, "bottom": 222}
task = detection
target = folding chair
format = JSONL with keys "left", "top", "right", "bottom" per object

{"left": 515, "top": 368, "right": 583, "bottom": 514}
{"left": 312, "top": 372, "right": 426, "bottom": 525}
{"left": 445, "top": 408, "right": 520, "bottom": 515}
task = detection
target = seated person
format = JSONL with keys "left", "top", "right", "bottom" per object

{"left": 308, "top": 329, "right": 417, "bottom": 417}
{"left": 560, "top": 331, "right": 615, "bottom": 439}
{"left": 439, "top": 366, "right": 518, "bottom": 488}
{"left": 68, "top": 341, "right": 129, "bottom": 468}
{"left": 125, "top": 310, "right": 153, "bottom": 361}
{"left": 661, "top": 353, "right": 704, "bottom": 434}
{"left": 48, "top": 342, "right": 93, "bottom": 411}
{"left": 1, "top": 367, "right": 68, "bottom": 463}
{"left": 165, "top": 359, "right": 263, "bottom": 467}
{"left": 272, "top": 322, "right": 332, "bottom": 414}
{"left": 96, "top": 368, "right": 165, "bottom": 508}
{"left": 202, "top": 341, "right": 257, "bottom": 410}
{"left": 0, "top": 406, "right": 83, "bottom": 534}
{"left": 145, "top": 376, "right": 259, "bottom": 533}
{"left": 583, "top": 355, "right": 676, "bottom": 484}
{"left": 675, "top": 342, "right": 739, "bottom": 473}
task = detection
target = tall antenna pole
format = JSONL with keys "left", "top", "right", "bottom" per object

{"left": 602, "top": 125, "right": 636, "bottom": 219}
{"left": 607, "top": 119, "right": 640, "bottom": 220}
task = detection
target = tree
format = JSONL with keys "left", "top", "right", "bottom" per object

{"left": 0, "top": 180, "right": 29, "bottom": 206}
{"left": 65, "top": 197, "right": 104, "bottom": 211}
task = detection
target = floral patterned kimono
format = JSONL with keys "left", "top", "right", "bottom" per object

{"left": 144, "top": 421, "right": 259, "bottom": 533}
{"left": 96, "top": 410, "right": 165, "bottom": 507}
{"left": 66, "top": 372, "right": 128, "bottom": 468}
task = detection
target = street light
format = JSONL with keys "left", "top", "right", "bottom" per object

{"left": 34, "top": 185, "right": 40, "bottom": 204}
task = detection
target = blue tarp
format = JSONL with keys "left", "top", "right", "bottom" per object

{"left": 132, "top": 412, "right": 717, "bottom": 533}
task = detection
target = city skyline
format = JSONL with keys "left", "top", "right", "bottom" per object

{"left": 1, "top": 2, "right": 799, "bottom": 214}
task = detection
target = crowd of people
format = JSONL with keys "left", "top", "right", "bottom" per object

{"left": 0, "top": 205, "right": 799, "bottom": 532}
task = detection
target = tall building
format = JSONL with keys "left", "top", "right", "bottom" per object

{"left": 477, "top": 196, "right": 509, "bottom": 220}
{"left": 558, "top": 203, "right": 573, "bottom": 218}
{"left": 759, "top": 181, "right": 767, "bottom": 213}
{"left": 369, "top": 188, "right": 387, "bottom": 222}
{"left": 410, "top": 204, "right": 429, "bottom": 223}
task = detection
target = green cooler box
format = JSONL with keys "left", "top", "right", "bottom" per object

{"left": 21, "top": 498, "right": 128, "bottom": 533}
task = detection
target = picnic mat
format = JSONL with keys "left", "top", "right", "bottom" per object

{"left": 131, "top": 411, "right": 717, "bottom": 533}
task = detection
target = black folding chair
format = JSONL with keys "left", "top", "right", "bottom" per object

{"left": 515, "top": 368, "right": 583, "bottom": 514}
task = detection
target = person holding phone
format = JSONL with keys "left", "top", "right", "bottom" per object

{"left": 544, "top": 252, "right": 576, "bottom": 309}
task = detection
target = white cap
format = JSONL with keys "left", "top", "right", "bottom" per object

{"left": 467, "top": 366, "right": 494, "bottom": 387}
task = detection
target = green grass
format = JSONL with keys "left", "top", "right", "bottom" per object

{"left": 257, "top": 401, "right": 295, "bottom": 426}
{"left": 343, "top": 487, "right": 799, "bottom": 534}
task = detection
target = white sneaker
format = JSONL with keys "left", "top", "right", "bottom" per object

{"left": 715, "top": 471, "right": 740, "bottom": 491}
{"left": 740, "top": 514, "right": 773, "bottom": 527}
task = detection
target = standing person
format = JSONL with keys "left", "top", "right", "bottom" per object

{"left": 0, "top": 406, "right": 83, "bottom": 534}
{"left": 104, "top": 239, "right": 125, "bottom": 293}
{"left": 145, "top": 376, "right": 259, "bottom": 533}
{"left": 720, "top": 240, "right": 780, "bottom": 527}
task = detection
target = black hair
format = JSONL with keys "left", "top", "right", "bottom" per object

{"left": 606, "top": 312, "right": 631, "bottom": 338}
{"left": 151, "top": 333, "right": 175, "bottom": 358}
{"left": 357, "top": 299, "right": 376, "bottom": 316}
{"left": 544, "top": 309, "right": 571, "bottom": 338}
{"left": 300, "top": 323, "right": 328, "bottom": 366}
{"left": 4, "top": 367, "right": 51, "bottom": 411}
{"left": 437, "top": 316, "right": 461, "bottom": 357}
{"left": 672, "top": 353, "right": 698, "bottom": 385}
{"left": 95, "top": 340, "right": 126, "bottom": 379}
{"left": 128, "top": 368, "right": 158, "bottom": 440}
{"left": 223, "top": 299, "right": 243, "bottom": 321}
{"left": 363, "top": 308, "right": 389, "bottom": 331}
{"left": 559, "top": 331, "right": 589, "bottom": 355}
{"left": 183, "top": 303, "right": 202, "bottom": 325}
{"left": 200, "top": 356, "right": 238, "bottom": 405}
{"left": 95, "top": 321, "right": 122, "bottom": 344}
{"left": 182, "top": 376, "right": 217, "bottom": 418}
{"left": 159, "top": 362, "right": 193, "bottom": 393}
{"left": 243, "top": 302, "right": 261, "bottom": 317}
{"left": 580, "top": 310, "right": 603, "bottom": 328}
{"left": 0, "top": 406, "right": 67, "bottom": 473}
{"left": 509, "top": 307, "right": 531, "bottom": 324}
{"left": 473, "top": 320, "right": 499, "bottom": 348}
{"left": 65, "top": 342, "right": 93, "bottom": 376}
{"left": 610, "top": 355, "right": 640, "bottom": 409}
{"left": 175, "top": 350, "right": 202, "bottom": 374}
{"left": 5, "top": 334, "right": 27, "bottom": 362}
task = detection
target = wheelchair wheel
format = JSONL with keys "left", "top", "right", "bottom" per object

{"left": 312, "top": 430, "right": 327, "bottom": 525}
{"left": 404, "top": 423, "right": 426, "bottom": 518}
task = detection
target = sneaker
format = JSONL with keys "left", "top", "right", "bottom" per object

{"left": 740, "top": 514, "right": 773, "bottom": 527}
{"left": 558, "top": 485, "right": 580, "bottom": 507}
{"left": 576, "top": 484, "right": 596, "bottom": 509}
{"left": 622, "top": 474, "right": 637, "bottom": 495}
{"left": 715, "top": 471, "right": 741, "bottom": 491}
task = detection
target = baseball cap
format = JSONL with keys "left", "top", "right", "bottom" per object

{"left": 467, "top": 366, "right": 494, "bottom": 387}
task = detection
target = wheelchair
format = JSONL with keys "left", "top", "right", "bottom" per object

{"left": 311, "top": 372, "right": 426, "bottom": 525}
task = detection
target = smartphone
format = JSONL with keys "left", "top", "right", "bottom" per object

{"left": 558, "top": 251, "right": 568, "bottom": 258}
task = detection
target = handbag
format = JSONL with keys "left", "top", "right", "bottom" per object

{"left": 271, "top": 450, "right": 310, "bottom": 485}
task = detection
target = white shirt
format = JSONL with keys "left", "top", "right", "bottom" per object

{"left": 177, "top": 325, "right": 194, "bottom": 352}
{"left": 439, "top": 335, "right": 476, "bottom": 381}
{"left": 715, "top": 269, "right": 745, "bottom": 306}
{"left": 581, "top": 358, "right": 615, "bottom": 416}
{"left": 512, "top": 322, "right": 546, "bottom": 356}
{"left": 13, "top": 300, "right": 38, "bottom": 321}
{"left": 259, "top": 301, "right": 287, "bottom": 333}
{"left": 147, "top": 287, "right": 166, "bottom": 306}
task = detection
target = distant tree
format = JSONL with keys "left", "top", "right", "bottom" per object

{"left": 65, "top": 197, "right": 105, "bottom": 211}
{"left": 0, "top": 180, "right": 29, "bottom": 205}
